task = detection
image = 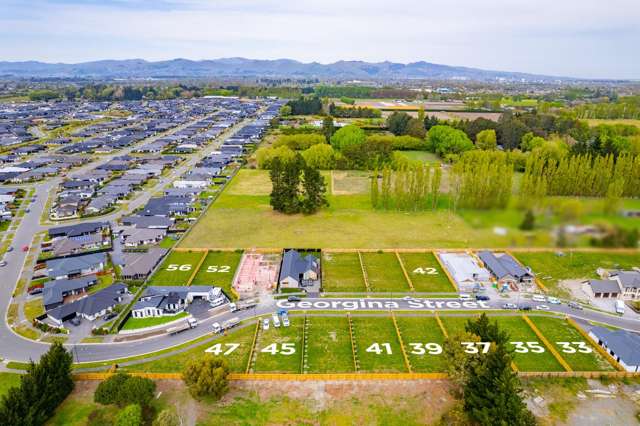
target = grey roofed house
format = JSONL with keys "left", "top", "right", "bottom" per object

{"left": 42, "top": 275, "right": 98, "bottom": 310}
{"left": 121, "top": 227, "right": 166, "bottom": 246}
{"left": 121, "top": 215, "right": 173, "bottom": 229}
{"left": 279, "top": 250, "right": 320, "bottom": 288}
{"left": 46, "top": 283, "right": 128, "bottom": 324}
{"left": 48, "top": 221, "right": 109, "bottom": 238}
{"left": 610, "top": 271, "right": 640, "bottom": 289}
{"left": 477, "top": 251, "right": 533, "bottom": 283}
{"left": 86, "top": 194, "right": 118, "bottom": 212}
{"left": 587, "top": 279, "right": 621, "bottom": 295}
{"left": 164, "top": 188, "right": 200, "bottom": 198}
{"left": 120, "top": 248, "right": 168, "bottom": 280}
{"left": 589, "top": 326, "right": 640, "bottom": 372}
{"left": 46, "top": 252, "right": 107, "bottom": 280}
{"left": 51, "top": 233, "right": 104, "bottom": 257}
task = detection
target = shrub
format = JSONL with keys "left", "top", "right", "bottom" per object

{"left": 273, "top": 134, "right": 326, "bottom": 150}
{"left": 94, "top": 373, "right": 156, "bottom": 408}
{"left": 116, "top": 404, "right": 143, "bottom": 426}
{"left": 182, "top": 355, "right": 230, "bottom": 400}
{"left": 330, "top": 125, "right": 366, "bottom": 151}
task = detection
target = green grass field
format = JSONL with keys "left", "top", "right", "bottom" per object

{"left": 179, "top": 170, "right": 509, "bottom": 249}
{"left": 322, "top": 252, "right": 367, "bottom": 292}
{"left": 394, "top": 151, "right": 441, "bottom": 165}
{"left": 360, "top": 252, "right": 410, "bottom": 292}
{"left": 305, "top": 316, "right": 355, "bottom": 373}
{"left": 399, "top": 252, "right": 455, "bottom": 292}
{"left": 253, "top": 317, "right": 303, "bottom": 373}
{"left": 190, "top": 251, "right": 243, "bottom": 295}
{"left": 351, "top": 316, "right": 407, "bottom": 372}
{"left": 396, "top": 316, "right": 447, "bottom": 372}
{"left": 147, "top": 251, "right": 205, "bottom": 286}
{"left": 121, "top": 312, "right": 188, "bottom": 331}
{"left": 121, "top": 325, "right": 255, "bottom": 373}
{"left": 494, "top": 316, "right": 564, "bottom": 372}
{"left": 0, "top": 373, "right": 20, "bottom": 398}
{"left": 514, "top": 251, "right": 640, "bottom": 294}
{"left": 528, "top": 316, "right": 614, "bottom": 371}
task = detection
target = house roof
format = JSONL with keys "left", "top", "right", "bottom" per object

{"left": 478, "top": 251, "right": 531, "bottom": 280}
{"left": 132, "top": 285, "right": 219, "bottom": 311}
{"left": 590, "top": 326, "right": 640, "bottom": 366}
{"left": 588, "top": 279, "right": 621, "bottom": 294}
{"left": 120, "top": 248, "right": 168, "bottom": 277}
{"left": 49, "top": 221, "right": 109, "bottom": 238}
{"left": 121, "top": 215, "right": 173, "bottom": 229}
{"left": 611, "top": 271, "right": 640, "bottom": 289}
{"left": 280, "top": 250, "right": 319, "bottom": 282}
{"left": 43, "top": 275, "right": 98, "bottom": 307}
{"left": 47, "top": 283, "right": 127, "bottom": 320}
{"left": 46, "top": 252, "right": 107, "bottom": 278}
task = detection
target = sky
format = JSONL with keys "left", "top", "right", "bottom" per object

{"left": 1, "top": 0, "right": 639, "bottom": 79}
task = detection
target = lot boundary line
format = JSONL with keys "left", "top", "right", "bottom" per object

{"left": 565, "top": 316, "right": 625, "bottom": 372}
{"left": 522, "top": 314, "right": 572, "bottom": 372}
{"left": 178, "top": 247, "right": 640, "bottom": 254}
{"left": 434, "top": 312, "right": 448, "bottom": 338}
{"left": 347, "top": 313, "right": 359, "bottom": 372}
{"left": 245, "top": 320, "right": 260, "bottom": 374}
{"left": 395, "top": 252, "right": 415, "bottom": 291}
{"left": 391, "top": 312, "right": 412, "bottom": 373}
{"left": 301, "top": 314, "right": 308, "bottom": 374}
{"left": 357, "top": 251, "right": 371, "bottom": 292}
{"left": 186, "top": 250, "right": 208, "bottom": 286}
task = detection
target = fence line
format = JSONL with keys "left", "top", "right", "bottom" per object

{"left": 245, "top": 320, "right": 260, "bottom": 374}
{"left": 395, "top": 251, "right": 415, "bottom": 292}
{"left": 357, "top": 251, "right": 371, "bottom": 292}
{"left": 186, "top": 250, "right": 209, "bottom": 286}
{"left": 391, "top": 312, "right": 412, "bottom": 373}
{"left": 347, "top": 313, "right": 359, "bottom": 372}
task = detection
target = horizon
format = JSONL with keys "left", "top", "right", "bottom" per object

{"left": 1, "top": 0, "right": 639, "bottom": 80}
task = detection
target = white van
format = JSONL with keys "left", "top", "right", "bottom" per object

{"left": 459, "top": 293, "right": 473, "bottom": 301}
{"left": 272, "top": 314, "right": 281, "bottom": 328}
{"left": 532, "top": 295, "right": 546, "bottom": 303}
{"left": 616, "top": 300, "right": 625, "bottom": 315}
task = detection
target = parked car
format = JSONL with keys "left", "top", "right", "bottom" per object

{"left": 262, "top": 318, "right": 270, "bottom": 330}
{"left": 69, "top": 317, "right": 81, "bottom": 326}
{"left": 103, "top": 312, "right": 118, "bottom": 321}
{"left": 532, "top": 294, "right": 546, "bottom": 302}
{"left": 475, "top": 294, "right": 490, "bottom": 301}
{"left": 25, "top": 208, "right": 30, "bottom": 213}
{"left": 567, "top": 301, "right": 583, "bottom": 310}
{"left": 7, "top": 246, "right": 13, "bottom": 252}
{"left": 459, "top": 293, "right": 473, "bottom": 301}
{"left": 518, "top": 304, "right": 532, "bottom": 311}
{"left": 502, "top": 303, "right": 518, "bottom": 310}
{"left": 535, "top": 304, "right": 550, "bottom": 311}
{"left": 0, "top": 260, "right": 6, "bottom": 267}
{"left": 547, "top": 297, "right": 561, "bottom": 304}
{"left": 287, "top": 296, "right": 301, "bottom": 302}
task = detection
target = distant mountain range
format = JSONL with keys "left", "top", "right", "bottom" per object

{"left": 0, "top": 58, "right": 576, "bottom": 82}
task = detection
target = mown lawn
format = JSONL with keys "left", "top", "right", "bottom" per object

{"left": 322, "top": 252, "right": 367, "bottom": 292}
{"left": 147, "top": 251, "right": 205, "bottom": 286}
{"left": 396, "top": 316, "right": 447, "bottom": 372}
{"left": 351, "top": 316, "right": 407, "bottom": 373}
{"left": 0, "top": 373, "right": 21, "bottom": 398}
{"left": 361, "top": 252, "right": 409, "bottom": 292}
{"left": 305, "top": 316, "right": 354, "bottom": 373}
{"left": 121, "top": 312, "right": 188, "bottom": 331}
{"left": 191, "top": 250, "right": 243, "bottom": 296}
{"left": 121, "top": 325, "right": 255, "bottom": 373}
{"left": 400, "top": 252, "right": 455, "bottom": 292}
{"left": 514, "top": 251, "right": 640, "bottom": 294}
{"left": 253, "top": 317, "right": 303, "bottom": 373}
{"left": 528, "top": 316, "right": 614, "bottom": 371}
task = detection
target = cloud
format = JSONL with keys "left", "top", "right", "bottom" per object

{"left": 0, "top": 0, "right": 638, "bottom": 79}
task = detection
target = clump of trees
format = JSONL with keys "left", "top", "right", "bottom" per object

{"left": 94, "top": 373, "right": 156, "bottom": 408}
{"left": 370, "top": 163, "right": 442, "bottom": 211}
{"left": 0, "top": 342, "right": 74, "bottom": 426}
{"left": 328, "top": 103, "right": 381, "bottom": 118}
{"left": 272, "top": 134, "right": 326, "bottom": 150}
{"left": 443, "top": 314, "right": 536, "bottom": 426}
{"left": 182, "top": 355, "right": 230, "bottom": 400}
{"left": 386, "top": 111, "right": 426, "bottom": 138}
{"left": 450, "top": 151, "right": 513, "bottom": 210}
{"left": 286, "top": 96, "right": 323, "bottom": 115}
{"left": 270, "top": 155, "right": 328, "bottom": 214}
{"left": 427, "top": 125, "right": 474, "bottom": 160}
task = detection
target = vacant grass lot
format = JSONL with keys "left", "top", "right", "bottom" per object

{"left": 147, "top": 251, "right": 205, "bottom": 286}
{"left": 191, "top": 250, "right": 243, "bottom": 295}
{"left": 254, "top": 317, "right": 303, "bottom": 373}
{"left": 180, "top": 170, "right": 508, "bottom": 249}
{"left": 528, "top": 316, "right": 614, "bottom": 371}
{"left": 396, "top": 316, "right": 447, "bottom": 372}
{"left": 494, "top": 316, "right": 564, "bottom": 372}
{"left": 122, "top": 326, "right": 255, "bottom": 373}
{"left": 351, "top": 316, "right": 407, "bottom": 372}
{"left": 361, "top": 252, "right": 410, "bottom": 292}
{"left": 514, "top": 251, "right": 640, "bottom": 294}
{"left": 400, "top": 252, "right": 455, "bottom": 292}
{"left": 305, "top": 316, "right": 354, "bottom": 373}
{"left": 322, "top": 252, "right": 367, "bottom": 292}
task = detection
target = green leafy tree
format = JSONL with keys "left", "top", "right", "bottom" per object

{"left": 330, "top": 125, "right": 366, "bottom": 151}
{"left": 94, "top": 374, "right": 156, "bottom": 408}
{"left": 428, "top": 125, "right": 474, "bottom": 157}
{"left": 153, "top": 409, "right": 181, "bottom": 426}
{"left": 301, "top": 164, "right": 328, "bottom": 214}
{"left": 386, "top": 111, "right": 412, "bottom": 135}
{"left": 116, "top": 404, "right": 143, "bottom": 426}
{"left": 519, "top": 210, "right": 536, "bottom": 230}
{"left": 405, "top": 117, "right": 426, "bottom": 139}
{"left": 322, "top": 116, "right": 335, "bottom": 142}
{"left": 301, "top": 144, "right": 336, "bottom": 169}
{"left": 182, "top": 355, "right": 230, "bottom": 400}
{"left": 476, "top": 129, "right": 497, "bottom": 150}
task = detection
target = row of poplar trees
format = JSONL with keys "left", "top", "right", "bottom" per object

{"left": 370, "top": 163, "right": 442, "bottom": 211}
{"left": 450, "top": 151, "right": 514, "bottom": 210}
{"left": 520, "top": 152, "right": 640, "bottom": 201}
